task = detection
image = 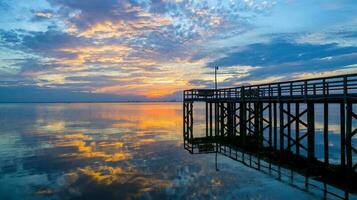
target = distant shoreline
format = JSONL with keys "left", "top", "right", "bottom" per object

{"left": 0, "top": 101, "right": 182, "bottom": 104}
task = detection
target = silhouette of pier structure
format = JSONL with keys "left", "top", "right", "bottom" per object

{"left": 183, "top": 73, "right": 357, "bottom": 198}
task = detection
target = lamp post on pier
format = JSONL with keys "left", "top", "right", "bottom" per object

{"left": 214, "top": 66, "right": 219, "bottom": 90}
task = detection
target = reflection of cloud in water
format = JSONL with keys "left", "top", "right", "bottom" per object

{"left": 58, "top": 139, "right": 132, "bottom": 162}
{"left": 41, "top": 120, "right": 66, "bottom": 132}
{"left": 0, "top": 103, "right": 346, "bottom": 199}
{"left": 55, "top": 165, "right": 173, "bottom": 199}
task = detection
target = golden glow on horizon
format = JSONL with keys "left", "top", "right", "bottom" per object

{"left": 95, "top": 82, "right": 185, "bottom": 98}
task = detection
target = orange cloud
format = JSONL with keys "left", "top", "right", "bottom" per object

{"left": 57, "top": 44, "right": 131, "bottom": 65}
{"left": 74, "top": 12, "right": 172, "bottom": 39}
{"left": 35, "top": 11, "right": 53, "bottom": 18}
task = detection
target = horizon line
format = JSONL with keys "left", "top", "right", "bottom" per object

{"left": 0, "top": 100, "right": 183, "bottom": 104}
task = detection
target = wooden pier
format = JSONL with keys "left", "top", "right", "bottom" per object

{"left": 183, "top": 73, "right": 357, "bottom": 198}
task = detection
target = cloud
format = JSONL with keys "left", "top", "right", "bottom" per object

{"left": 32, "top": 9, "right": 55, "bottom": 21}
{"left": 0, "top": 1, "right": 9, "bottom": 11}
{"left": 75, "top": 13, "right": 172, "bottom": 40}
{"left": 0, "top": 71, "right": 37, "bottom": 87}
{"left": 0, "top": 86, "right": 149, "bottom": 102}
{"left": 207, "top": 39, "right": 357, "bottom": 81}
{"left": 338, "top": 31, "right": 357, "bottom": 39}
{"left": 0, "top": 29, "right": 91, "bottom": 61}
{"left": 0, "top": 25, "right": 191, "bottom": 98}
{"left": 1, "top": 0, "right": 356, "bottom": 101}
{"left": 0, "top": 30, "right": 21, "bottom": 44}
{"left": 189, "top": 79, "right": 214, "bottom": 88}
{"left": 21, "top": 30, "right": 88, "bottom": 57}
{"left": 47, "top": 0, "right": 171, "bottom": 38}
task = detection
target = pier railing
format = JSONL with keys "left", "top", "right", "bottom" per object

{"left": 184, "top": 73, "right": 357, "bottom": 102}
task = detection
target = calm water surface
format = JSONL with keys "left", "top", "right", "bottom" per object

{"left": 0, "top": 103, "right": 355, "bottom": 199}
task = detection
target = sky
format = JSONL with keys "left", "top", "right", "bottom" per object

{"left": 0, "top": 0, "right": 357, "bottom": 102}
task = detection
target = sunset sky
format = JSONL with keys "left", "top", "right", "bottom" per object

{"left": 0, "top": 0, "right": 357, "bottom": 102}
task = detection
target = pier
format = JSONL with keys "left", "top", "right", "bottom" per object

{"left": 183, "top": 73, "right": 357, "bottom": 198}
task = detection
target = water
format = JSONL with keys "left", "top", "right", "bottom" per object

{"left": 0, "top": 103, "right": 354, "bottom": 199}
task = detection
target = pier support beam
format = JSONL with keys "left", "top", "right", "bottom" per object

{"left": 240, "top": 102, "right": 247, "bottom": 146}
{"left": 274, "top": 102, "right": 277, "bottom": 150}
{"left": 341, "top": 102, "right": 346, "bottom": 167}
{"left": 206, "top": 102, "right": 208, "bottom": 137}
{"left": 209, "top": 103, "right": 213, "bottom": 137}
{"left": 307, "top": 102, "right": 315, "bottom": 161}
{"left": 183, "top": 102, "right": 193, "bottom": 151}
{"left": 295, "top": 103, "right": 300, "bottom": 156}
{"left": 215, "top": 103, "right": 218, "bottom": 137}
{"left": 279, "top": 103, "right": 284, "bottom": 154}
{"left": 324, "top": 102, "right": 329, "bottom": 165}
{"left": 254, "top": 102, "right": 260, "bottom": 148}
{"left": 346, "top": 102, "right": 356, "bottom": 176}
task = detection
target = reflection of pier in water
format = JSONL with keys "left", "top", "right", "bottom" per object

{"left": 183, "top": 74, "right": 357, "bottom": 199}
